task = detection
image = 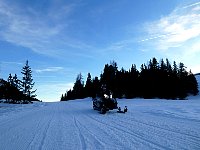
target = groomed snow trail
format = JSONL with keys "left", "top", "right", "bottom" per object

{"left": 0, "top": 98, "right": 200, "bottom": 150}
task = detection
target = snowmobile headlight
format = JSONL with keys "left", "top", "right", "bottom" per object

{"left": 104, "top": 94, "right": 109, "bottom": 99}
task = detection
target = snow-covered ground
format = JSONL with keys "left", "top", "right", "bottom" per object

{"left": 0, "top": 97, "right": 200, "bottom": 150}
{"left": 0, "top": 75, "right": 200, "bottom": 150}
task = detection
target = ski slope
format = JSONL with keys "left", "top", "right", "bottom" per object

{"left": 0, "top": 97, "right": 200, "bottom": 150}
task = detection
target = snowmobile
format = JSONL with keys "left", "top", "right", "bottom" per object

{"left": 92, "top": 93, "right": 118, "bottom": 114}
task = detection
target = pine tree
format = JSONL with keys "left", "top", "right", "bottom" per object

{"left": 66, "top": 90, "right": 73, "bottom": 100}
{"left": 140, "top": 64, "right": 144, "bottom": 72}
{"left": 0, "top": 79, "right": 5, "bottom": 99}
{"left": 13, "top": 74, "right": 22, "bottom": 91}
{"left": 186, "top": 70, "right": 199, "bottom": 96}
{"left": 178, "top": 62, "right": 188, "bottom": 99}
{"left": 152, "top": 57, "right": 158, "bottom": 70}
{"left": 101, "top": 61, "right": 118, "bottom": 97}
{"left": 8, "top": 74, "right": 13, "bottom": 85}
{"left": 166, "top": 58, "right": 172, "bottom": 73}
{"left": 73, "top": 73, "right": 84, "bottom": 99}
{"left": 61, "top": 94, "right": 64, "bottom": 101}
{"left": 91, "top": 76, "right": 100, "bottom": 98}
{"left": 6, "top": 74, "right": 22, "bottom": 103}
{"left": 85, "top": 73, "right": 93, "bottom": 97}
{"left": 21, "top": 60, "right": 37, "bottom": 100}
{"left": 6, "top": 74, "right": 13, "bottom": 102}
{"left": 127, "top": 64, "right": 139, "bottom": 98}
{"left": 173, "top": 61, "right": 178, "bottom": 74}
{"left": 160, "top": 59, "right": 166, "bottom": 71}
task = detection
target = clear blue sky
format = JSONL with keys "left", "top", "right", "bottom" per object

{"left": 0, "top": 0, "right": 200, "bottom": 102}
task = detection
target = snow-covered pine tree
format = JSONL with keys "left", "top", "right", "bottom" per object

{"left": 21, "top": 60, "right": 37, "bottom": 100}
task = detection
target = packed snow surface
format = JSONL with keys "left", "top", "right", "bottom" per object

{"left": 0, "top": 97, "right": 200, "bottom": 150}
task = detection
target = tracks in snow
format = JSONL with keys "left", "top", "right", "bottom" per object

{"left": 84, "top": 111, "right": 200, "bottom": 149}
{"left": 73, "top": 117, "right": 87, "bottom": 150}
{"left": 84, "top": 114, "right": 169, "bottom": 150}
{"left": 1, "top": 100, "right": 200, "bottom": 150}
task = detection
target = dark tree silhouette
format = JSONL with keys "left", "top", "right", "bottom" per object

{"left": 100, "top": 61, "right": 118, "bottom": 97}
{"left": 0, "top": 61, "right": 39, "bottom": 104}
{"left": 72, "top": 73, "right": 85, "bottom": 99}
{"left": 85, "top": 73, "right": 93, "bottom": 98}
{"left": 91, "top": 76, "right": 101, "bottom": 98}
{"left": 187, "top": 70, "right": 199, "bottom": 95}
{"left": 60, "top": 57, "right": 199, "bottom": 101}
{"left": 21, "top": 60, "right": 37, "bottom": 100}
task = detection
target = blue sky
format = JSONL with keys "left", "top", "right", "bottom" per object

{"left": 0, "top": 0, "right": 200, "bottom": 102}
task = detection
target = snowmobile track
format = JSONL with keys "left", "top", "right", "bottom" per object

{"left": 73, "top": 117, "right": 87, "bottom": 150}
{"left": 39, "top": 111, "right": 54, "bottom": 150}
{"left": 116, "top": 115, "right": 200, "bottom": 143}
{"left": 87, "top": 115, "right": 173, "bottom": 150}
{"left": 0, "top": 98, "right": 200, "bottom": 150}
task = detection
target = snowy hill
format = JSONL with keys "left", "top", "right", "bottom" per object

{"left": 0, "top": 96, "right": 200, "bottom": 149}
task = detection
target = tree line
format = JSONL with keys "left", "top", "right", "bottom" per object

{"left": 0, "top": 60, "right": 38, "bottom": 104}
{"left": 61, "top": 57, "right": 199, "bottom": 101}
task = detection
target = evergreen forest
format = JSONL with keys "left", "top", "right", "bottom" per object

{"left": 61, "top": 57, "right": 199, "bottom": 101}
